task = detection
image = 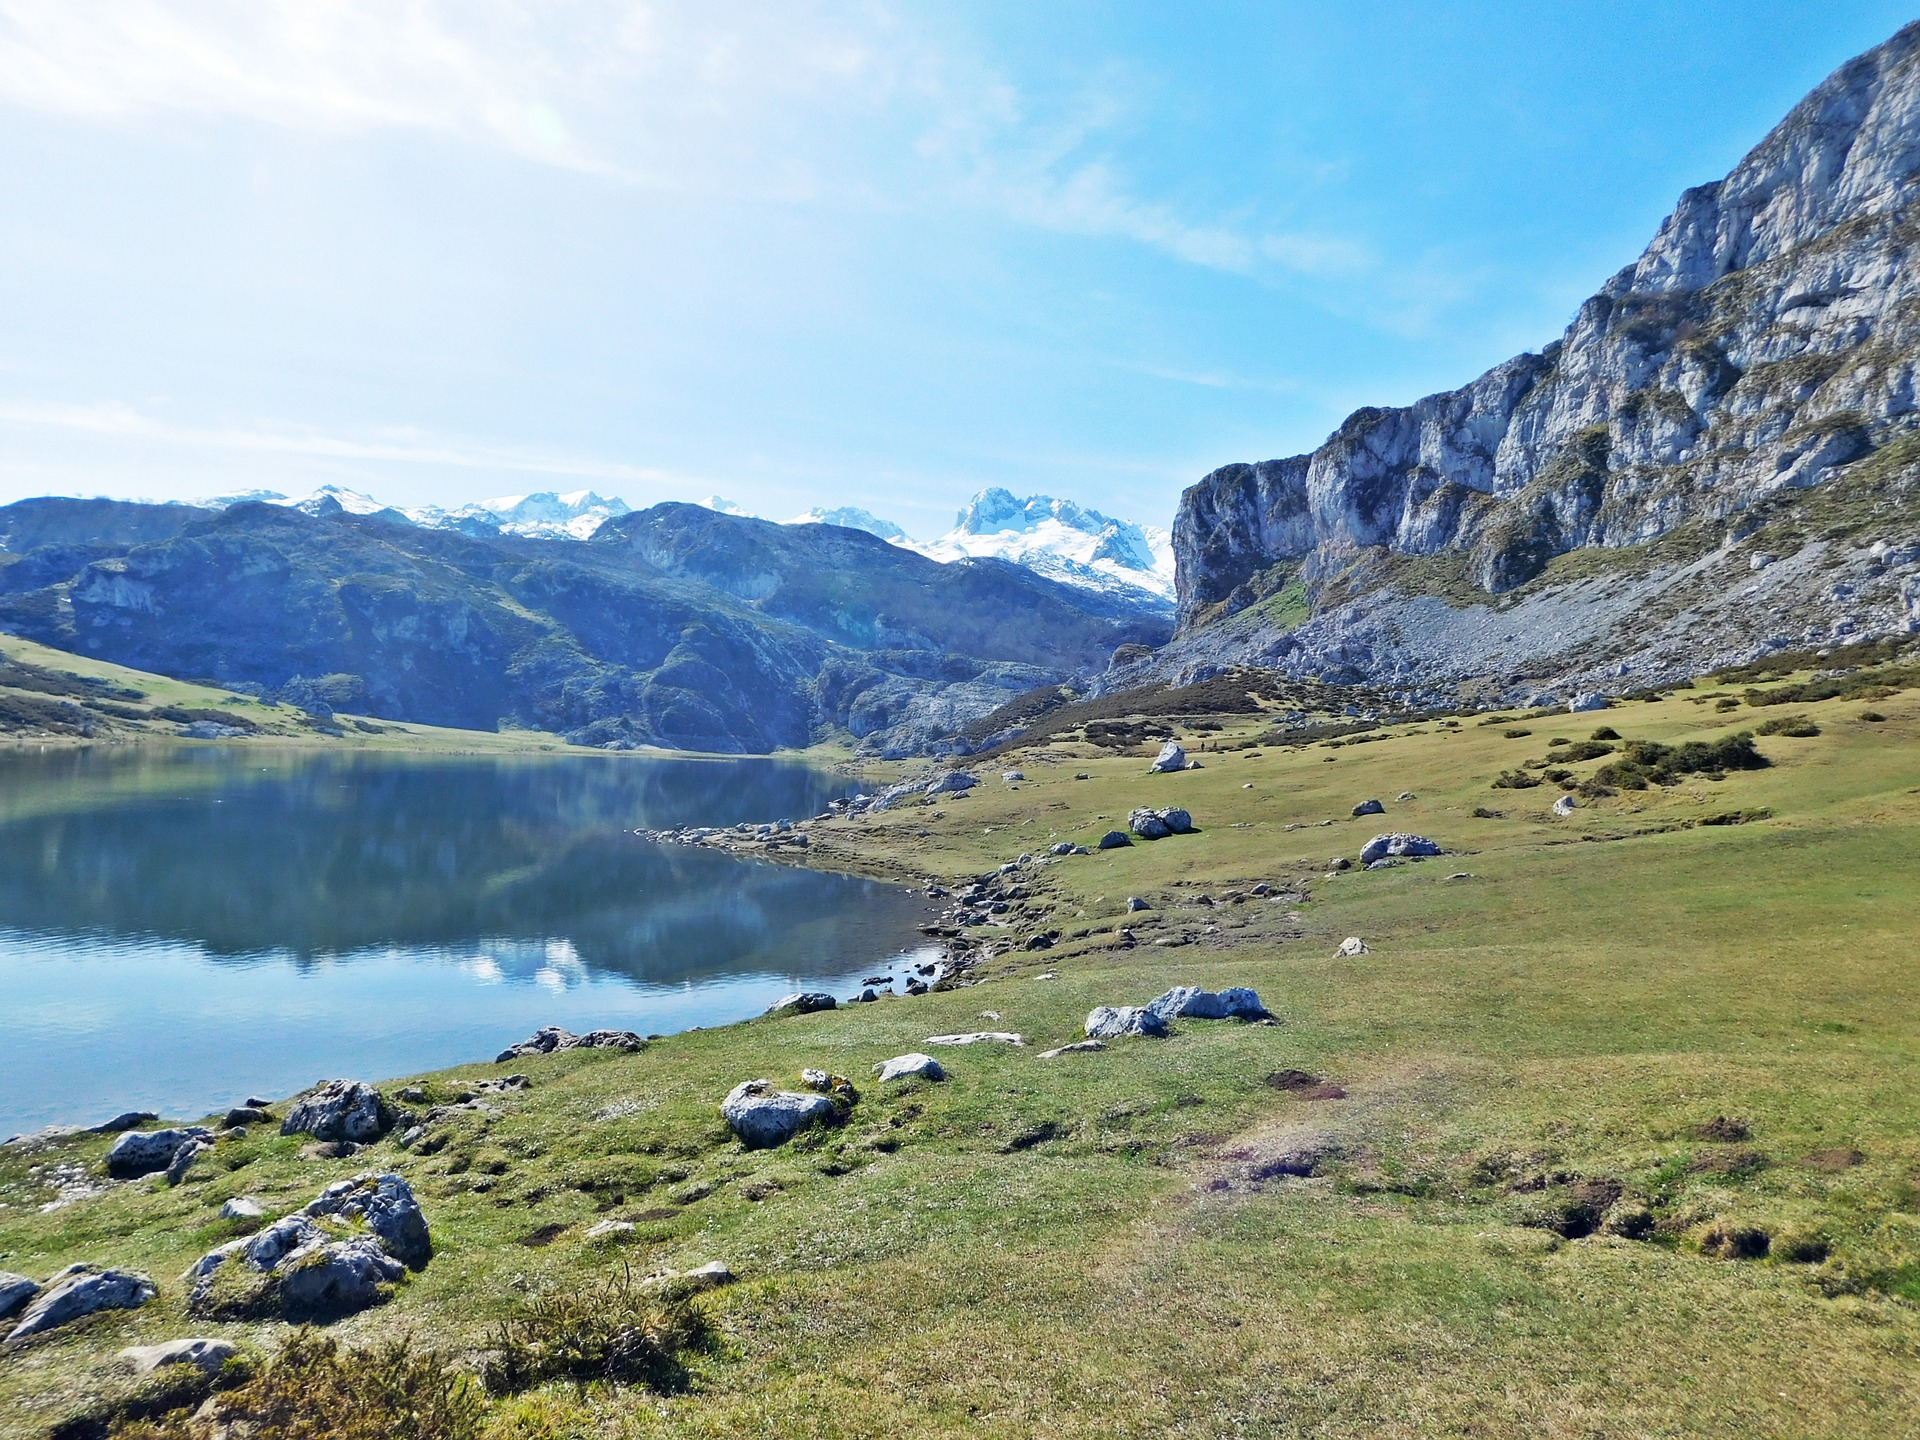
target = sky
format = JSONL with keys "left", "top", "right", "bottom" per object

{"left": 0, "top": 2, "right": 1912, "bottom": 539}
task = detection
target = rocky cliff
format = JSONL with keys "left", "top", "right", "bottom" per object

{"left": 1154, "top": 23, "right": 1920, "bottom": 703}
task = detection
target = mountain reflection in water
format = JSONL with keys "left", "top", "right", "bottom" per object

{"left": 0, "top": 746, "right": 934, "bottom": 1133}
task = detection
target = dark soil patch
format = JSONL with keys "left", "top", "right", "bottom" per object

{"left": 1802, "top": 1147, "right": 1866, "bottom": 1171}
{"left": 739, "top": 1179, "right": 784, "bottom": 1201}
{"left": 1692, "top": 1115, "right": 1751, "bottom": 1142}
{"left": 1687, "top": 1147, "right": 1769, "bottom": 1178}
{"left": 517, "top": 1222, "right": 568, "bottom": 1248}
{"left": 1700, "top": 1222, "right": 1772, "bottom": 1260}
{"left": 1002, "top": 1121, "right": 1065, "bottom": 1153}
{"left": 1265, "top": 1070, "right": 1346, "bottom": 1100}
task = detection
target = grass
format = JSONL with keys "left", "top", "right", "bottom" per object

{"left": 4, "top": 671, "right": 1920, "bottom": 1436}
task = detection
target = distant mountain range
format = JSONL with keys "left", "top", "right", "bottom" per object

{"left": 192, "top": 484, "right": 1173, "bottom": 611}
{"left": 0, "top": 495, "right": 1166, "bottom": 754}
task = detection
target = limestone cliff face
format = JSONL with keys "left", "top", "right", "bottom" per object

{"left": 1174, "top": 23, "right": 1920, "bottom": 642}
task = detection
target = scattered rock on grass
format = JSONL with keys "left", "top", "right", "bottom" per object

{"left": 1126, "top": 896, "right": 1151, "bottom": 911}
{"left": 1039, "top": 1040, "right": 1106, "bottom": 1058}
{"left": 1129, "top": 807, "right": 1172, "bottom": 840}
{"left": 766, "top": 992, "right": 838, "bottom": 1016}
{"left": 1097, "top": 830, "right": 1132, "bottom": 850}
{"left": 1334, "top": 936, "right": 1370, "bottom": 957}
{"left": 584, "top": 1220, "right": 637, "bottom": 1241}
{"left": 1150, "top": 741, "right": 1186, "bottom": 773}
{"left": 219, "top": 1197, "right": 265, "bottom": 1220}
{"left": 721, "top": 1080, "right": 837, "bottom": 1150}
{"left": 875, "top": 1053, "right": 946, "bottom": 1082}
{"left": 1552, "top": 794, "right": 1577, "bottom": 817}
{"left": 1358, "top": 833, "right": 1441, "bottom": 864}
{"left": 106, "top": 1127, "right": 213, "bottom": 1180}
{"left": 1352, "top": 799, "right": 1384, "bottom": 817}
{"left": 1146, "top": 986, "right": 1269, "bottom": 1022}
{"left": 1570, "top": 692, "right": 1610, "bottom": 713}
{"left": 304, "top": 1172, "right": 432, "bottom": 1267}
{"left": 6, "top": 1265, "right": 156, "bottom": 1342}
{"left": 118, "top": 1337, "right": 238, "bottom": 1375}
{"left": 925, "top": 770, "right": 979, "bottom": 796}
{"left": 925, "top": 1032, "right": 1025, "bottom": 1046}
{"left": 1084, "top": 1006, "right": 1168, "bottom": 1040}
{"left": 495, "top": 1026, "right": 645, "bottom": 1062}
{"left": 279, "top": 1081, "right": 389, "bottom": 1143}
{"left": 87, "top": 1111, "right": 158, "bottom": 1134}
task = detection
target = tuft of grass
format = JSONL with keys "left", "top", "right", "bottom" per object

{"left": 480, "top": 1264, "right": 712, "bottom": 1396}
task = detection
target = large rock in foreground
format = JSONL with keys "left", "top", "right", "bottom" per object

{"left": 1146, "top": 986, "right": 1270, "bottom": 1023}
{"left": 720, "top": 1080, "right": 838, "bottom": 1149}
{"left": 280, "top": 1080, "right": 389, "bottom": 1143}
{"left": 1359, "top": 833, "right": 1442, "bottom": 865}
{"left": 1084, "top": 1006, "right": 1170, "bottom": 1040}
{"left": 6, "top": 1265, "right": 155, "bottom": 1342}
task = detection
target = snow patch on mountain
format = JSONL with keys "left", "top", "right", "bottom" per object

{"left": 786, "top": 505, "right": 908, "bottom": 541}
{"left": 201, "top": 485, "right": 630, "bottom": 539}
{"left": 907, "top": 489, "right": 1174, "bottom": 606}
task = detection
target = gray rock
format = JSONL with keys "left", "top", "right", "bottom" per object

{"left": 7, "top": 1265, "right": 155, "bottom": 1341}
{"left": 0, "top": 1272, "right": 38, "bottom": 1320}
{"left": 1160, "top": 808, "right": 1194, "bottom": 834}
{"left": 925, "top": 770, "right": 979, "bottom": 796}
{"left": 874, "top": 1052, "right": 946, "bottom": 1082}
{"left": 721, "top": 1080, "right": 837, "bottom": 1149}
{"left": 1352, "top": 798, "right": 1385, "bottom": 817}
{"left": 1366, "top": 859, "right": 1399, "bottom": 871}
{"left": 223, "top": 1106, "right": 272, "bottom": 1128}
{"left": 766, "top": 991, "right": 837, "bottom": 1016}
{"left": 1397, "top": 791, "right": 1417, "bottom": 802}
{"left": 303, "top": 1172, "right": 432, "bottom": 1267}
{"left": 1335, "top": 936, "right": 1371, "bottom": 957}
{"left": 1327, "top": 856, "right": 1352, "bottom": 871}
{"left": 1097, "top": 830, "right": 1132, "bottom": 849}
{"left": 1050, "top": 841, "right": 1076, "bottom": 855}
{"left": 1150, "top": 741, "right": 1187, "bottom": 773}
{"left": 1553, "top": 793, "right": 1578, "bottom": 816}
{"left": 1569, "top": 692, "right": 1610, "bottom": 713}
{"left": 495, "top": 1026, "right": 646, "bottom": 1062}
{"left": 118, "top": 1337, "right": 238, "bottom": 1375}
{"left": 165, "top": 1139, "right": 211, "bottom": 1187}
{"left": 280, "top": 1080, "right": 388, "bottom": 1143}
{"left": 1146, "top": 986, "right": 1270, "bottom": 1023}
{"left": 1002, "top": 769, "right": 1026, "bottom": 782}
{"left": 277, "top": 1239, "right": 406, "bottom": 1313}
{"left": 676, "top": 1260, "right": 734, "bottom": 1289}
{"left": 88, "top": 1111, "right": 158, "bottom": 1134}
{"left": 584, "top": 1219, "right": 637, "bottom": 1240}
{"left": 1038, "top": 1040, "right": 1107, "bottom": 1058}
{"left": 219, "top": 1196, "right": 266, "bottom": 1220}
{"left": 106, "top": 1127, "right": 213, "bottom": 1180}
{"left": 1358, "top": 833, "right": 1442, "bottom": 864}
{"left": 1129, "top": 807, "right": 1173, "bottom": 840}
{"left": 1084, "top": 1006, "right": 1170, "bottom": 1040}
{"left": 1125, "top": 895, "right": 1151, "bottom": 911}
{"left": 924, "top": 1031, "right": 1024, "bottom": 1046}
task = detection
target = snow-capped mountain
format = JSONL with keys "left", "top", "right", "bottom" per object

{"left": 786, "top": 505, "right": 907, "bottom": 541}
{"left": 908, "top": 489, "right": 1174, "bottom": 606}
{"left": 201, "top": 486, "right": 630, "bottom": 540}
{"left": 198, "top": 484, "right": 1170, "bottom": 610}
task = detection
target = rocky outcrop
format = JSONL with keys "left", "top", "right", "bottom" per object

{"left": 106, "top": 1127, "right": 212, "bottom": 1180}
{"left": 1158, "top": 24, "right": 1920, "bottom": 700}
{"left": 720, "top": 1080, "right": 839, "bottom": 1149}
{"left": 280, "top": 1081, "right": 389, "bottom": 1143}
{"left": 6, "top": 1265, "right": 155, "bottom": 1342}
{"left": 495, "top": 1026, "right": 646, "bottom": 1062}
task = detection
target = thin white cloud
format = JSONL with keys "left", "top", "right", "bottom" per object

{"left": 0, "top": 398, "right": 695, "bottom": 486}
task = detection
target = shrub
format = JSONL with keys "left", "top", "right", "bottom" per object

{"left": 1470, "top": 806, "right": 1504, "bottom": 819}
{"left": 1595, "top": 733, "right": 1768, "bottom": 789}
{"left": 481, "top": 1264, "right": 711, "bottom": 1396}
{"left": 111, "top": 1331, "right": 480, "bottom": 1440}
{"left": 1502, "top": 727, "right": 1532, "bottom": 739}
{"left": 1714, "top": 697, "right": 1741, "bottom": 712}
{"left": 1754, "top": 714, "right": 1819, "bottom": 737}
{"left": 1491, "top": 770, "right": 1542, "bottom": 790}
{"left": 1861, "top": 710, "right": 1888, "bottom": 721}
{"left": 1590, "top": 726, "right": 1620, "bottom": 740}
{"left": 1556, "top": 740, "right": 1616, "bottom": 761}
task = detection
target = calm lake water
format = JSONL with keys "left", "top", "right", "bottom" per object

{"left": 0, "top": 746, "right": 936, "bottom": 1136}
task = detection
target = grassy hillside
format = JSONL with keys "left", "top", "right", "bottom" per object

{"left": 3, "top": 667, "right": 1919, "bottom": 1437}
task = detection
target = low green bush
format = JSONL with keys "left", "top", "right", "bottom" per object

{"left": 1595, "top": 733, "right": 1769, "bottom": 789}
{"left": 1754, "top": 714, "right": 1820, "bottom": 737}
{"left": 481, "top": 1264, "right": 712, "bottom": 1396}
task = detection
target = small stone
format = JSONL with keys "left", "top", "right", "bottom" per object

{"left": 1002, "top": 770, "right": 1026, "bottom": 782}
{"left": 676, "top": 1260, "right": 733, "bottom": 1289}
{"left": 1125, "top": 896, "right": 1151, "bottom": 911}
{"left": 1358, "top": 833, "right": 1441, "bottom": 864}
{"left": 1335, "top": 936, "right": 1370, "bottom": 957}
{"left": 118, "top": 1338, "right": 238, "bottom": 1375}
{"left": 166, "top": 1139, "right": 211, "bottom": 1187}
{"left": 1352, "top": 798, "right": 1385, "bottom": 817}
{"left": 1327, "top": 857, "right": 1351, "bottom": 871}
{"left": 88, "top": 1111, "right": 158, "bottom": 1134}
{"left": 1397, "top": 791, "right": 1417, "bottom": 802}
{"left": 874, "top": 1053, "right": 946, "bottom": 1082}
{"left": 397, "top": 1125, "right": 428, "bottom": 1149}
{"left": 223, "top": 1106, "right": 272, "bottom": 1128}
{"left": 1050, "top": 842, "right": 1076, "bottom": 856}
{"left": 395, "top": 1086, "right": 428, "bottom": 1104}
{"left": 585, "top": 1219, "right": 637, "bottom": 1240}
{"left": 219, "top": 1196, "right": 266, "bottom": 1220}
{"left": 1552, "top": 794, "right": 1577, "bottom": 816}
{"left": 1097, "top": 830, "right": 1132, "bottom": 850}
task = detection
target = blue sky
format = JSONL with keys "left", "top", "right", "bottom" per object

{"left": 0, "top": 2, "right": 1910, "bottom": 538}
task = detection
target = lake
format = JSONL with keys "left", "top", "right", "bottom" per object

{"left": 0, "top": 745, "right": 937, "bottom": 1137}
